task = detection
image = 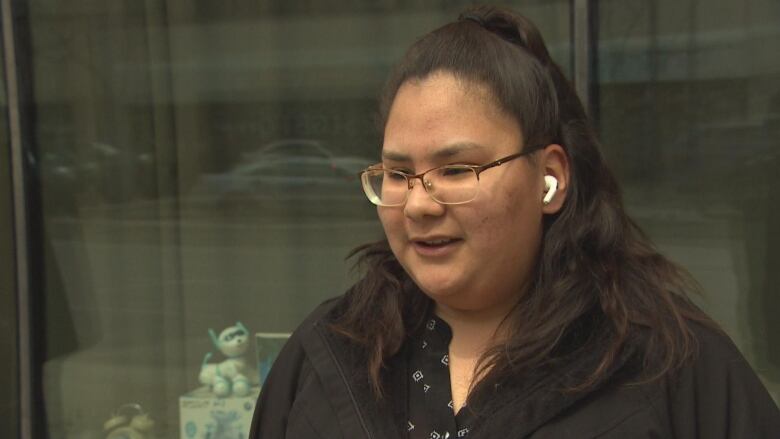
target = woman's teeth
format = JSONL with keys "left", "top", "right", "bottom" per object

{"left": 421, "top": 239, "right": 455, "bottom": 246}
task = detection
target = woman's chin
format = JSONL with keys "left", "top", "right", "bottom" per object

{"left": 414, "top": 277, "right": 464, "bottom": 302}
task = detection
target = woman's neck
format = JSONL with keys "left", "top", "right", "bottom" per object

{"left": 434, "top": 301, "right": 516, "bottom": 413}
{"left": 433, "top": 301, "right": 514, "bottom": 357}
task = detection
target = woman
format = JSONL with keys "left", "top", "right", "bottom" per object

{"left": 250, "top": 6, "right": 780, "bottom": 438}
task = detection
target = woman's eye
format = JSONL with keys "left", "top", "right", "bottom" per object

{"left": 441, "top": 166, "right": 472, "bottom": 177}
{"left": 387, "top": 171, "right": 408, "bottom": 181}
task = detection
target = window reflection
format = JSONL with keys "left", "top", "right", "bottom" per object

{"left": 596, "top": 0, "right": 780, "bottom": 401}
{"left": 187, "top": 139, "right": 374, "bottom": 222}
{"left": 29, "top": 2, "right": 571, "bottom": 437}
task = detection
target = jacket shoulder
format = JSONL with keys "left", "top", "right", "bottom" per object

{"left": 529, "top": 323, "right": 780, "bottom": 438}
{"left": 248, "top": 295, "right": 345, "bottom": 439}
{"left": 650, "top": 322, "right": 780, "bottom": 438}
{"left": 304, "top": 294, "right": 344, "bottom": 323}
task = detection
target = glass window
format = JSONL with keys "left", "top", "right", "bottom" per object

{"left": 27, "top": 1, "right": 570, "bottom": 437}
{"left": 596, "top": 0, "right": 780, "bottom": 401}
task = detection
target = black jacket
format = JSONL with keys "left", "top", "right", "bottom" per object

{"left": 250, "top": 297, "right": 780, "bottom": 438}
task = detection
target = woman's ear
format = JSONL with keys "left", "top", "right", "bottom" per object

{"left": 539, "top": 144, "right": 569, "bottom": 214}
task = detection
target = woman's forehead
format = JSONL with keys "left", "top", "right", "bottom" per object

{"left": 394, "top": 72, "right": 497, "bottom": 111}
{"left": 383, "top": 74, "right": 522, "bottom": 153}
{"left": 382, "top": 105, "right": 523, "bottom": 164}
{"left": 381, "top": 141, "right": 486, "bottom": 163}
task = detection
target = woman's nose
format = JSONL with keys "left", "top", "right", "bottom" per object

{"left": 404, "top": 178, "right": 445, "bottom": 220}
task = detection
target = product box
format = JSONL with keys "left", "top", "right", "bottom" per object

{"left": 255, "top": 333, "right": 290, "bottom": 386}
{"left": 179, "top": 386, "right": 259, "bottom": 439}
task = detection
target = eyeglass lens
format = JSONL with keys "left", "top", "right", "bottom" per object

{"left": 362, "top": 167, "right": 479, "bottom": 206}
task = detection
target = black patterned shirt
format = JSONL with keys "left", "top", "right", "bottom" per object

{"left": 406, "top": 315, "right": 476, "bottom": 439}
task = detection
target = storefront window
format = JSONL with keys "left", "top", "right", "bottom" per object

{"left": 27, "top": 2, "right": 571, "bottom": 437}
{"left": 596, "top": 0, "right": 780, "bottom": 400}
{"left": 10, "top": 0, "right": 780, "bottom": 436}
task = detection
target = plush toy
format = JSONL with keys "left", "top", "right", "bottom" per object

{"left": 103, "top": 404, "right": 155, "bottom": 439}
{"left": 199, "top": 322, "right": 255, "bottom": 397}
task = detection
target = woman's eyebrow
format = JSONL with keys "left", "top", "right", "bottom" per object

{"left": 381, "top": 150, "right": 410, "bottom": 162}
{"left": 382, "top": 142, "right": 484, "bottom": 162}
{"left": 432, "top": 142, "right": 483, "bottom": 158}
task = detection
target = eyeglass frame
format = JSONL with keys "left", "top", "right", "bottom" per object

{"left": 359, "top": 147, "right": 541, "bottom": 206}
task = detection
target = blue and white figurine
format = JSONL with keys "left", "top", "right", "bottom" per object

{"left": 199, "top": 322, "right": 256, "bottom": 397}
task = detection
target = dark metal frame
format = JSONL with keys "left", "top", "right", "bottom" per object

{"left": 2, "top": 0, "right": 37, "bottom": 438}
{"left": 571, "top": 0, "right": 598, "bottom": 119}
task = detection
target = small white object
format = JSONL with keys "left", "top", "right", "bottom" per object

{"left": 543, "top": 175, "right": 558, "bottom": 205}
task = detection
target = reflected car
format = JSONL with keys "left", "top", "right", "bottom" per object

{"left": 187, "top": 139, "right": 376, "bottom": 219}
{"left": 39, "top": 141, "right": 157, "bottom": 214}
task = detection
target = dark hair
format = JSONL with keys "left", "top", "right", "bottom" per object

{"left": 332, "top": 5, "right": 715, "bottom": 397}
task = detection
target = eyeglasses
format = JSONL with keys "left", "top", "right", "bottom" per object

{"left": 359, "top": 149, "right": 537, "bottom": 206}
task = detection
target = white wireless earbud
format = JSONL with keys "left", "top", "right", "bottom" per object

{"left": 543, "top": 175, "right": 558, "bottom": 205}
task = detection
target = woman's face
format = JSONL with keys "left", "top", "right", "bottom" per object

{"left": 379, "top": 72, "right": 556, "bottom": 315}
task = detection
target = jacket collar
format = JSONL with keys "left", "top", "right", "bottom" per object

{"left": 467, "top": 339, "right": 640, "bottom": 438}
{"left": 299, "top": 317, "right": 406, "bottom": 439}
{"left": 299, "top": 298, "right": 640, "bottom": 439}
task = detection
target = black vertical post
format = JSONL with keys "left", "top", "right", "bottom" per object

{"left": 1, "top": 0, "right": 37, "bottom": 438}
{"left": 572, "top": 0, "right": 598, "bottom": 120}
{"left": 0, "top": 20, "right": 19, "bottom": 439}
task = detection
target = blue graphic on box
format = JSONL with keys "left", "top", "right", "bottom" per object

{"left": 255, "top": 333, "right": 290, "bottom": 387}
{"left": 185, "top": 421, "right": 197, "bottom": 438}
{"left": 258, "top": 353, "right": 279, "bottom": 385}
{"left": 203, "top": 410, "right": 244, "bottom": 439}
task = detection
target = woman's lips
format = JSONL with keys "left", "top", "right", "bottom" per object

{"left": 411, "top": 238, "right": 463, "bottom": 257}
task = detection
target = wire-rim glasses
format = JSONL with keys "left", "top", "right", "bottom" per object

{"left": 359, "top": 149, "right": 538, "bottom": 206}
